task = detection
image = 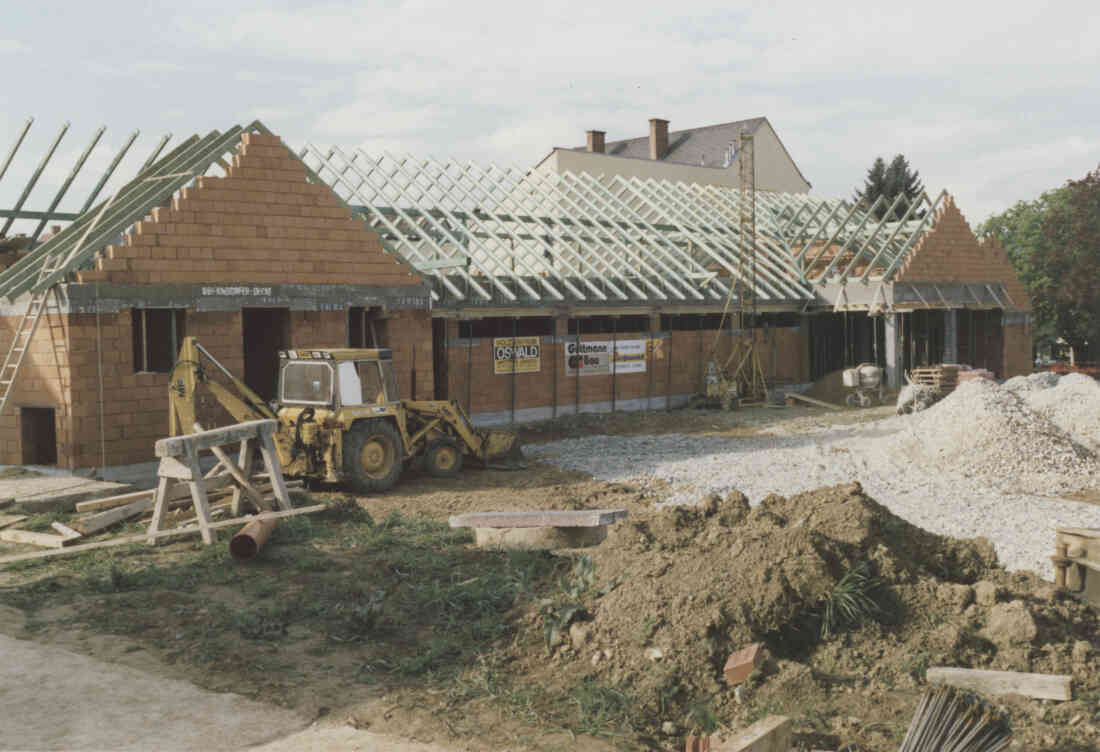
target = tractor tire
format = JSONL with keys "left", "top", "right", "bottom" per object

{"left": 343, "top": 419, "right": 403, "bottom": 493}
{"left": 425, "top": 438, "right": 463, "bottom": 478}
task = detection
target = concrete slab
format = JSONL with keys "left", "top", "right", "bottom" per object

{"left": 0, "top": 471, "right": 131, "bottom": 513}
{"left": 449, "top": 509, "right": 628, "bottom": 529}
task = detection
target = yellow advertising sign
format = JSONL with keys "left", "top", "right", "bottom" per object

{"left": 493, "top": 336, "right": 541, "bottom": 374}
{"left": 646, "top": 338, "right": 665, "bottom": 361}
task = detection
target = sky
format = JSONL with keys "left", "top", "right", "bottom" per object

{"left": 1, "top": 0, "right": 1098, "bottom": 235}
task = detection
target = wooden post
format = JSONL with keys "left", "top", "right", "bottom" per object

{"left": 230, "top": 438, "right": 255, "bottom": 516}
{"left": 258, "top": 425, "right": 293, "bottom": 511}
{"left": 185, "top": 443, "right": 215, "bottom": 545}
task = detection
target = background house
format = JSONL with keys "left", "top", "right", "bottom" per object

{"left": 536, "top": 117, "right": 811, "bottom": 193}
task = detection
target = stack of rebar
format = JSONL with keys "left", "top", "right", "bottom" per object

{"left": 898, "top": 687, "right": 1011, "bottom": 752}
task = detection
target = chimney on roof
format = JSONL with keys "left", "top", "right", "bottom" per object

{"left": 649, "top": 118, "right": 669, "bottom": 160}
{"left": 586, "top": 130, "right": 606, "bottom": 154}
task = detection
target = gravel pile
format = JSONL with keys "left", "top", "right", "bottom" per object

{"left": 528, "top": 375, "right": 1100, "bottom": 580}
{"left": 1003, "top": 370, "right": 1061, "bottom": 394}
{"left": 1021, "top": 373, "right": 1100, "bottom": 450}
{"left": 870, "top": 378, "right": 1098, "bottom": 495}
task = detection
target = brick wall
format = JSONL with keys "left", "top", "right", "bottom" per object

{"left": 444, "top": 323, "right": 809, "bottom": 422}
{"left": 0, "top": 309, "right": 73, "bottom": 466}
{"left": 1, "top": 302, "right": 434, "bottom": 470}
{"left": 75, "top": 133, "right": 422, "bottom": 289}
{"left": 895, "top": 195, "right": 1032, "bottom": 312}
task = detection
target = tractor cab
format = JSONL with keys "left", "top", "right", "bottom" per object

{"left": 277, "top": 348, "right": 400, "bottom": 409}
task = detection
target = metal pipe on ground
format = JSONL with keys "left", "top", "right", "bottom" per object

{"left": 229, "top": 517, "right": 277, "bottom": 561}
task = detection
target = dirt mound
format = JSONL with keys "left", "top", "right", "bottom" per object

{"left": 521, "top": 482, "right": 1099, "bottom": 747}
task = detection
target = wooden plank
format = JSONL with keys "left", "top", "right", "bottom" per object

{"left": 50, "top": 522, "right": 83, "bottom": 541}
{"left": 74, "top": 477, "right": 237, "bottom": 514}
{"left": 154, "top": 419, "right": 278, "bottom": 457}
{"left": 785, "top": 392, "right": 844, "bottom": 410}
{"left": 144, "top": 476, "right": 172, "bottom": 546}
{"left": 259, "top": 430, "right": 293, "bottom": 512}
{"left": 70, "top": 498, "right": 152, "bottom": 535}
{"left": 208, "top": 442, "right": 269, "bottom": 513}
{"left": 184, "top": 444, "right": 215, "bottom": 545}
{"left": 0, "top": 504, "right": 329, "bottom": 565}
{"left": 75, "top": 489, "right": 155, "bottom": 513}
{"left": 157, "top": 456, "right": 195, "bottom": 480}
{"left": 0, "top": 529, "right": 78, "bottom": 549}
{"left": 926, "top": 667, "right": 1072, "bottom": 701}
{"left": 0, "top": 514, "right": 28, "bottom": 530}
{"left": 713, "top": 715, "right": 792, "bottom": 752}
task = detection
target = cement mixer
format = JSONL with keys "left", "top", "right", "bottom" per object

{"left": 842, "top": 363, "right": 885, "bottom": 408}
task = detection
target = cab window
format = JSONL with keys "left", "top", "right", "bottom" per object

{"left": 281, "top": 362, "right": 333, "bottom": 404}
{"left": 336, "top": 360, "right": 386, "bottom": 405}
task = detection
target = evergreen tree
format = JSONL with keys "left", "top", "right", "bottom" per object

{"left": 854, "top": 154, "right": 925, "bottom": 221}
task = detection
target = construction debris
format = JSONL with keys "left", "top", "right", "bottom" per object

{"left": 0, "top": 419, "right": 323, "bottom": 565}
{"left": 897, "top": 687, "right": 1011, "bottom": 752}
{"left": 0, "top": 513, "right": 27, "bottom": 529}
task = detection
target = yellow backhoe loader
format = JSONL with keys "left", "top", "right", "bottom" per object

{"left": 168, "top": 337, "right": 523, "bottom": 493}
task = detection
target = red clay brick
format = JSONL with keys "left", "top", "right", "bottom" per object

{"left": 723, "top": 643, "right": 765, "bottom": 685}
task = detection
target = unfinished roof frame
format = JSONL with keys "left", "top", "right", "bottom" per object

{"left": 0, "top": 122, "right": 276, "bottom": 302}
{"left": 299, "top": 146, "right": 964, "bottom": 313}
{"left": 0, "top": 119, "right": 172, "bottom": 243}
{"left": 0, "top": 119, "right": 1008, "bottom": 320}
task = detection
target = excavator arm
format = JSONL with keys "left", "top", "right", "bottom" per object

{"left": 169, "top": 337, "right": 277, "bottom": 436}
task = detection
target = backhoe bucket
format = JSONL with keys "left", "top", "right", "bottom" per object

{"left": 479, "top": 429, "right": 526, "bottom": 469}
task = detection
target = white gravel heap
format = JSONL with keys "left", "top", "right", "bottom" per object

{"left": 871, "top": 378, "right": 1099, "bottom": 495}
{"left": 1002, "top": 371, "right": 1061, "bottom": 394}
{"left": 528, "top": 373, "right": 1100, "bottom": 580}
{"left": 1020, "top": 373, "right": 1100, "bottom": 451}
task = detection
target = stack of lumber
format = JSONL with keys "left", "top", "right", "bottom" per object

{"left": 0, "top": 475, "right": 303, "bottom": 551}
{"left": 957, "top": 368, "right": 995, "bottom": 383}
{"left": 911, "top": 365, "right": 960, "bottom": 394}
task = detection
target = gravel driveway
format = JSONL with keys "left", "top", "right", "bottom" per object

{"left": 529, "top": 377, "right": 1100, "bottom": 580}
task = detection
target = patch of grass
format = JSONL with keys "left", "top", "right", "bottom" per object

{"left": 817, "top": 561, "right": 889, "bottom": 639}
{"left": 569, "top": 678, "right": 635, "bottom": 737}
{"left": 685, "top": 699, "right": 720, "bottom": 735}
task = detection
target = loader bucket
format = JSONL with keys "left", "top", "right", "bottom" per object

{"left": 479, "top": 429, "right": 526, "bottom": 470}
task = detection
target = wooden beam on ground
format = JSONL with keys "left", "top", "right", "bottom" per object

{"left": 926, "top": 667, "right": 1072, "bottom": 702}
{"left": 785, "top": 392, "right": 843, "bottom": 410}
{"left": 70, "top": 499, "right": 153, "bottom": 535}
{"left": 0, "top": 529, "right": 80, "bottom": 549}
{"left": 75, "top": 489, "right": 154, "bottom": 513}
{"left": 713, "top": 715, "right": 792, "bottom": 751}
{"left": 50, "top": 522, "right": 83, "bottom": 541}
{"left": 0, "top": 503, "right": 329, "bottom": 565}
{"left": 0, "top": 514, "right": 28, "bottom": 530}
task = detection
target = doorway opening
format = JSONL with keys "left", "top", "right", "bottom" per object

{"left": 243, "top": 308, "right": 290, "bottom": 401}
{"left": 20, "top": 407, "right": 57, "bottom": 466}
{"left": 348, "top": 306, "right": 389, "bottom": 348}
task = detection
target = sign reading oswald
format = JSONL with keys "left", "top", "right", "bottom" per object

{"left": 493, "top": 337, "right": 541, "bottom": 374}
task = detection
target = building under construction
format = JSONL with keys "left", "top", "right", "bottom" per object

{"left": 0, "top": 120, "right": 1032, "bottom": 478}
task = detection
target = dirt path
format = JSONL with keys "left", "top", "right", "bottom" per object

{"left": 0, "top": 629, "right": 450, "bottom": 752}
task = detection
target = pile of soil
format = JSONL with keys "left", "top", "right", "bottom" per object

{"left": 515, "top": 482, "right": 1100, "bottom": 749}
